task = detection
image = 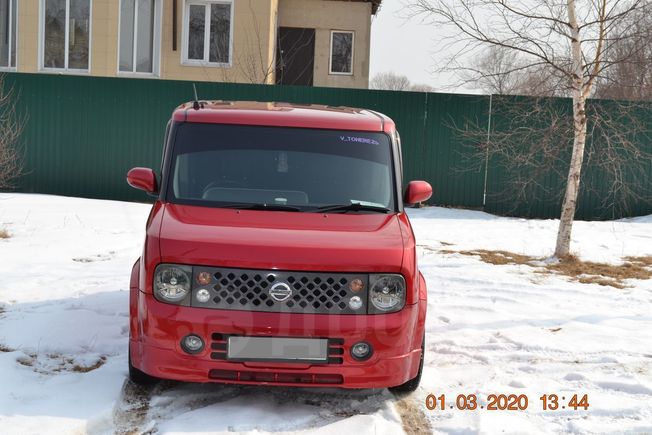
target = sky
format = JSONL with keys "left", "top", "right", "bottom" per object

{"left": 369, "top": 0, "right": 474, "bottom": 93}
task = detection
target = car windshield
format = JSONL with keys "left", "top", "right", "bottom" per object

{"left": 167, "top": 123, "right": 396, "bottom": 212}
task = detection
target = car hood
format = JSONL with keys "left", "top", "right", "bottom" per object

{"left": 158, "top": 203, "right": 405, "bottom": 272}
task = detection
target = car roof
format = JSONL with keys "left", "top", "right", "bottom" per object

{"left": 172, "top": 101, "right": 394, "bottom": 133}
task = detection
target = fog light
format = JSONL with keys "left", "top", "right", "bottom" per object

{"left": 196, "top": 288, "right": 211, "bottom": 303}
{"left": 181, "top": 335, "right": 204, "bottom": 354}
{"left": 348, "top": 296, "right": 363, "bottom": 310}
{"left": 351, "top": 341, "right": 373, "bottom": 360}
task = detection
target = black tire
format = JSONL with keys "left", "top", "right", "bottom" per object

{"left": 128, "top": 348, "right": 159, "bottom": 386}
{"left": 389, "top": 335, "right": 425, "bottom": 395}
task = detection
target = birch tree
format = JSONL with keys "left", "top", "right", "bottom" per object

{"left": 409, "top": 0, "right": 650, "bottom": 257}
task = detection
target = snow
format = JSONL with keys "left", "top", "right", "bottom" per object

{"left": 1, "top": 193, "right": 651, "bottom": 434}
{"left": 409, "top": 207, "right": 652, "bottom": 434}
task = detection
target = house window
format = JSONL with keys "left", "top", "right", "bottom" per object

{"left": 119, "top": 0, "right": 161, "bottom": 74}
{"left": 329, "top": 31, "right": 354, "bottom": 75}
{"left": 183, "top": 0, "right": 233, "bottom": 65}
{"left": 0, "top": 0, "right": 17, "bottom": 69}
{"left": 41, "top": 0, "right": 91, "bottom": 71}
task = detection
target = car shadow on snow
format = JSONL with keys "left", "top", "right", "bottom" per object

{"left": 113, "top": 377, "right": 396, "bottom": 434}
{"left": 0, "top": 290, "right": 404, "bottom": 434}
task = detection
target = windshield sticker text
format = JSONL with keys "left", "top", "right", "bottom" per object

{"left": 339, "top": 136, "right": 380, "bottom": 145}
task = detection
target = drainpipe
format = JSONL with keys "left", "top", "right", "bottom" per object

{"left": 173, "top": 0, "right": 178, "bottom": 51}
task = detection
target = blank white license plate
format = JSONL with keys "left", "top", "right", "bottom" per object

{"left": 227, "top": 336, "right": 328, "bottom": 363}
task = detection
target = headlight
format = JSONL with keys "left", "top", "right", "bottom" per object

{"left": 368, "top": 274, "right": 406, "bottom": 313}
{"left": 154, "top": 264, "right": 192, "bottom": 303}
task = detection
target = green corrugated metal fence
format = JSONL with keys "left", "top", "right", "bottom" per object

{"left": 3, "top": 72, "right": 651, "bottom": 220}
{"left": 482, "top": 95, "right": 652, "bottom": 220}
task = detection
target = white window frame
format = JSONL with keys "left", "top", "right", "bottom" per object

{"left": 117, "top": 0, "right": 163, "bottom": 76}
{"left": 329, "top": 30, "right": 354, "bottom": 76}
{"left": 181, "top": 0, "right": 234, "bottom": 67}
{"left": 38, "top": 0, "right": 93, "bottom": 73}
{"left": 0, "top": 0, "right": 17, "bottom": 70}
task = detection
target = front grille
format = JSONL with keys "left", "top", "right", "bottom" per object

{"left": 192, "top": 267, "right": 368, "bottom": 314}
{"left": 210, "top": 333, "right": 344, "bottom": 364}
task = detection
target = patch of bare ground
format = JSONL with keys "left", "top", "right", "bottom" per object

{"left": 113, "top": 379, "right": 156, "bottom": 435}
{"left": 625, "top": 256, "right": 652, "bottom": 268}
{"left": 16, "top": 356, "right": 34, "bottom": 367}
{"left": 0, "top": 343, "right": 15, "bottom": 352}
{"left": 547, "top": 255, "right": 652, "bottom": 289}
{"left": 394, "top": 396, "right": 432, "bottom": 435}
{"left": 14, "top": 352, "right": 108, "bottom": 374}
{"left": 442, "top": 249, "right": 535, "bottom": 266}
{"left": 72, "top": 356, "right": 107, "bottom": 373}
{"left": 0, "top": 228, "right": 10, "bottom": 239}
{"left": 440, "top": 249, "right": 652, "bottom": 289}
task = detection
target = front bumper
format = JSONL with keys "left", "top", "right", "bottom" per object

{"left": 130, "top": 291, "right": 425, "bottom": 388}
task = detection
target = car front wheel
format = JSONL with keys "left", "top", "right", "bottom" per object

{"left": 389, "top": 335, "right": 425, "bottom": 394}
{"left": 128, "top": 348, "right": 159, "bottom": 386}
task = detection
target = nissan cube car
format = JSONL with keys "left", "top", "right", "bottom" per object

{"left": 127, "top": 101, "right": 432, "bottom": 392}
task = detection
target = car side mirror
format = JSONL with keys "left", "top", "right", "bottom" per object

{"left": 127, "top": 167, "right": 158, "bottom": 194}
{"left": 404, "top": 180, "right": 433, "bottom": 205}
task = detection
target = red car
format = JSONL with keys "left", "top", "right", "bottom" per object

{"left": 127, "top": 101, "right": 432, "bottom": 392}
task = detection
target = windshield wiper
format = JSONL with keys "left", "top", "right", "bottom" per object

{"left": 217, "top": 203, "right": 302, "bottom": 212}
{"left": 314, "top": 203, "right": 391, "bottom": 214}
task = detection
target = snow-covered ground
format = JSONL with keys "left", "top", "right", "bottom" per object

{"left": 0, "top": 193, "right": 650, "bottom": 434}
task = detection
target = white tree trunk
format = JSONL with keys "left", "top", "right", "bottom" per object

{"left": 555, "top": 96, "right": 588, "bottom": 257}
{"left": 555, "top": 0, "right": 588, "bottom": 258}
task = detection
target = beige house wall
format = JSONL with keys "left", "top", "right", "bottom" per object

{"left": 160, "top": 0, "right": 277, "bottom": 84}
{"left": 16, "top": 0, "right": 119, "bottom": 75}
{"left": 12, "top": 0, "right": 369, "bottom": 88}
{"left": 15, "top": 1, "right": 40, "bottom": 73}
{"left": 278, "top": 0, "right": 371, "bottom": 88}
{"left": 92, "top": 0, "right": 120, "bottom": 76}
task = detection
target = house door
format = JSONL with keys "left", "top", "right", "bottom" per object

{"left": 276, "top": 27, "right": 315, "bottom": 86}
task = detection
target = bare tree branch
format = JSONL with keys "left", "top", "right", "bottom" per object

{"left": 0, "top": 74, "right": 25, "bottom": 189}
{"left": 407, "top": 0, "right": 650, "bottom": 257}
{"left": 370, "top": 71, "right": 434, "bottom": 92}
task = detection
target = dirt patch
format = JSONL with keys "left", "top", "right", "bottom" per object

{"left": 394, "top": 395, "right": 432, "bottom": 435}
{"left": 440, "top": 249, "right": 652, "bottom": 289}
{"left": 113, "top": 379, "right": 155, "bottom": 435}
{"left": 443, "top": 249, "right": 536, "bottom": 266}
{"left": 625, "top": 256, "right": 652, "bottom": 268}
{"left": 14, "top": 352, "right": 108, "bottom": 374}
{"left": 72, "top": 253, "right": 113, "bottom": 263}
{"left": 0, "top": 228, "right": 10, "bottom": 239}
{"left": 417, "top": 245, "right": 439, "bottom": 253}
{"left": 0, "top": 343, "right": 15, "bottom": 353}
{"left": 547, "top": 255, "right": 652, "bottom": 289}
{"left": 72, "top": 356, "right": 107, "bottom": 373}
{"left": 16, "top": 356, "right": 34, "bottom": 367}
